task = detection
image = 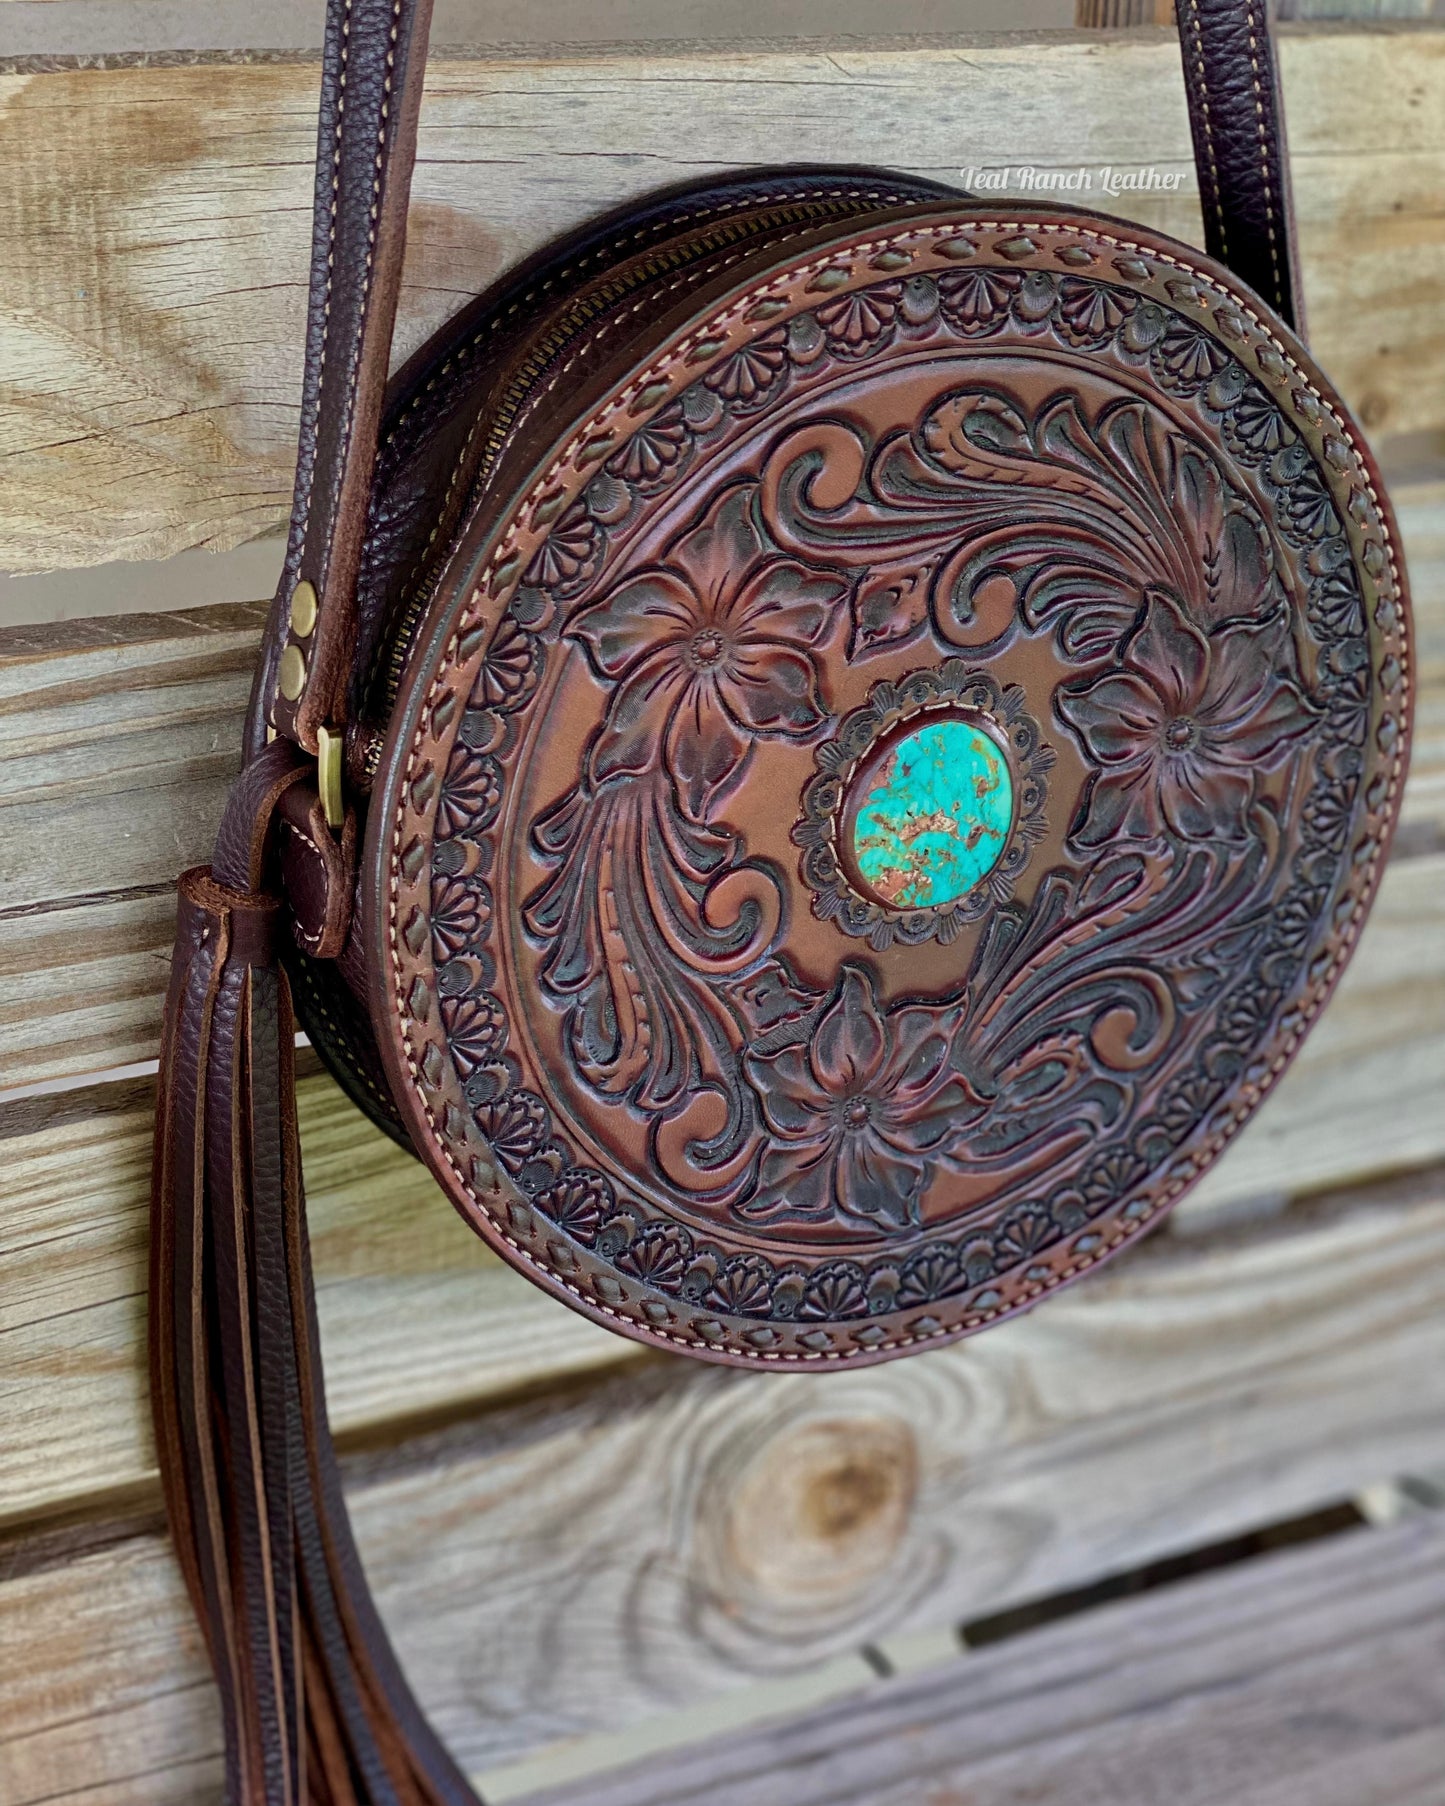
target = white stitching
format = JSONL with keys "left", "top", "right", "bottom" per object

{"left": 276, "top": 0, "right": 403, "bottom": 722}
{"left": 386, "top": 214, "right": 1409, "bottom": 1363}
{"left": 1243, "top": 0, "right": 1287, "bottom": 315}
{"left": 1184, "top": 0, "right": 1229, "bottom": 260}
{"left": 279, "top": 821, "right": 331, "bottom": 954}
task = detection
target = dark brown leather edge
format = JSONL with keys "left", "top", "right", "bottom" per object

{"left": 278, "top": 784, "right": 357, "bottom": 962}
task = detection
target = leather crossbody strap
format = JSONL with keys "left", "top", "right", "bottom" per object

{"left": 153, "top": 741, "right": 482, "bottom": 1806}
{"left": 155, "top": 7, "right": 1308, "bottom": 1801}
{"left": 251, "top": 0, "right": 436, "bottom": 764}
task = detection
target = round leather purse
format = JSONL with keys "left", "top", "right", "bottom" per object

{"left": 151, "top": 2, "right": 1413, "bottom": 1798}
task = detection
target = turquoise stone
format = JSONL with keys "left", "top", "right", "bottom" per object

{"left": 849, "top": 717, "right": 1013, "bottom": 909}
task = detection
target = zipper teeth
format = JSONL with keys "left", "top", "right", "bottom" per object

{"left": 366, "top": 190, "right": 915, "bottom": 766}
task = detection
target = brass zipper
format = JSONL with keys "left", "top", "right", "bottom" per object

{"left": 364, "top": 187, "right": 922, "bottom": 775}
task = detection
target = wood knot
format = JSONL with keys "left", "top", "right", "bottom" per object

{"left": 720, "top": 1415, "right": 919, "bottom": 1607}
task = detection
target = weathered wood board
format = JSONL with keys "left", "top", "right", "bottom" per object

{"left": 1, "top": 486, "right": 1440, "bottom": 1093}
{"left": 0, "top": 26, "right": 1442, "bottom": 570}
{"left": 2, "top": 20, "right": 1443, "bottom": 1806}
{"left": 4, "top": 1173, "right": 1445, "bottom": 1803}
{"left": 2, "top": 839, "right": 1444, "bottom": 1527}
{"left": 523, "top": 1514, "right": 1445, "bottom": 1806}
{"left": 0, "top": 1070, "right": 632, "bottom": 1528}
{"left": 0, "top": 604, "right": 265, "bottom": 1089}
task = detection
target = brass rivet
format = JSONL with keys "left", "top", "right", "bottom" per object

{"left": 278, "top": 644, "right": 307, "bottom": 701}
{"left": 289, "top": 578, "right": 318, "bottom": 638}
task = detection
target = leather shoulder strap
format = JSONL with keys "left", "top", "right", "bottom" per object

{"left": 1177, "top": 0, "right": 1305, "bottom": 336}
{"left": 253, "top": 0, "right": 435, "bottom": 760}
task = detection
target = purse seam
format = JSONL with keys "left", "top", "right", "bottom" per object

{"left": 388, "top": 216, "right": 1408, "bottom": 1362}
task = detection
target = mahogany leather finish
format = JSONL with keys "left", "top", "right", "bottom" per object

{"left": 278, "top": 783, "right": 357, "bottom": 963}
{"left": 369, "top": 205, "right": 1409, "bottom": 1365}
{"left": 152, "top": 0, "right": 1410, "bottom": 1797}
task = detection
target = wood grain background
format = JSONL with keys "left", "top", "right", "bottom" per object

{"left": 1, "top": 19, "right": 1443, "bottom": 1806}
{"left": 0, "top": 29, "right": 1441, "bottom": 570}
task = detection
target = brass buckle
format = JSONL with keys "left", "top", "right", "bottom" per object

{"left": 317, "top": 725, "right": 344, "bottom": 831}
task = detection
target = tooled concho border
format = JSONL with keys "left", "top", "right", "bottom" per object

{"left": 795, "top": 665, "right": 1055, "bottom": 951}
{"left": 382, "top": 215, "right": 1409, "bottom": 1366}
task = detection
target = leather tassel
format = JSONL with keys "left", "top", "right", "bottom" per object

{"left": 150, "top": 742, "right": 482, "bottom": 1806}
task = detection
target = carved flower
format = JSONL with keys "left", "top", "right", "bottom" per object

{"left": 937, "top": 267, "right": 1021, "bottom": 334}
{"left": 994, "top": 1202, "right": 1055, "bottom": 1262}
{"left": 569, "top": 486, "right": 845, "bottom": 821}
{"left": 437, "top": 746, "right": 502, "bottom": 839}
{"left": 524, "top": 504, "right": 602, "bottom": 594}
{"left": 898, "top": 1244, "right": 961, "bottom": 1304}
{"left": 607, "top": 402, "right": 692, "bottom": 490}
{"left": 1224, "top": 387, "right": 1295, "bottom": 461}
{"left": 535, "top": 1168, "right": 612, "bottom": 1244}
{"left": 801, "top": 1263, "right": 869, "bottom": 1320}
{"left": 473, "top": 1088, "right": 549, "bottom": 1173}
{"left": 1058, "top": 278, "right": 1134, "bottom": 345}
{"left": 1279, "top": 466, "right": 1340, "bottom": 542}
{"left": 1310, "top": 568, "right": 1366, "bottom": 641}
{"left": 707, "top": 1254, "right": 775, "bottom": 1316}
{"left": 1154, "top": 320, "right": 1230, "bottom": 391}
{"left": 744, "top": 966, "right": 977, "bottom": 1233}
{"left": 1057, "top": 592, "right": 1315, "bottom": 846}
{"left": 704, "top": 329, "right": 788, "bottom": 404}
{"left": 814, "top": 282, "right": 902, "bottom": 352}
{"left": 619, "top": 1223, "right": 692, "bottom": 1290}
{"left": 442, "top": 990, "right": 508, "bottom": 1073}
{"left": 471, "top": 615, "right": 538, "bottom": 710}
{"left": 431, "top": 872, "right": 492, "bottom": 960}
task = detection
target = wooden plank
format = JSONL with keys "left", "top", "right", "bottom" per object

{"left": 0, "top": 1069, "right": 635, "bottom": 1529}
{"left": 522, "top": 1514, "right": 1445, "bottom": 1806}
{"left": 0, "top": 26, "right": 1441, "bottom": 570}
{"left": 3, "top": 1175, "right": 1445, "bottom": 1800}
{"left": 0, "top": 604, "right": 260, "bottom": 1088}
{"left": 1, "top": 484, "right": 1441, "bottom": 1093}
{"left": 0, "top": 602, "right": 262, "bottom": 914}
{"left": 3, "top": 842, "right": 1444, "bottom": 1525}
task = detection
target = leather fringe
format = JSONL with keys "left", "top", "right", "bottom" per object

{"left": 150, "top": 744, "right": 480, "bottom": 1806}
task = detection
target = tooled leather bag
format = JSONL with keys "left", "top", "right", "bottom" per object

{"left": 151, "top": 2, "right": 1413, "bottom": 1798}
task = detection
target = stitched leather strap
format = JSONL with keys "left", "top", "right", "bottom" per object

{"left": 152, "top": 742, "right": 483, "bottom": 1805}
{"left": 1177, "top": 0, "right": 1305, "bottom": 335}
{"left": 253, "top": 0, "right": 436, "bottom": 760}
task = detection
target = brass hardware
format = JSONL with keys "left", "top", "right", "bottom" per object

{"left": 278, "top": 644, "right": 307, "bottom": 701}
{"left": 317, "top": 725, "right": 344, "bottom": 830}
{"left": 289, "top": 579, "right": 319, "bottom": 638}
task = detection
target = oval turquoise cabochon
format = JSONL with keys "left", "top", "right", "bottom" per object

{"left": 848, "top": 716, "right": 1014, "bottom": 909}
